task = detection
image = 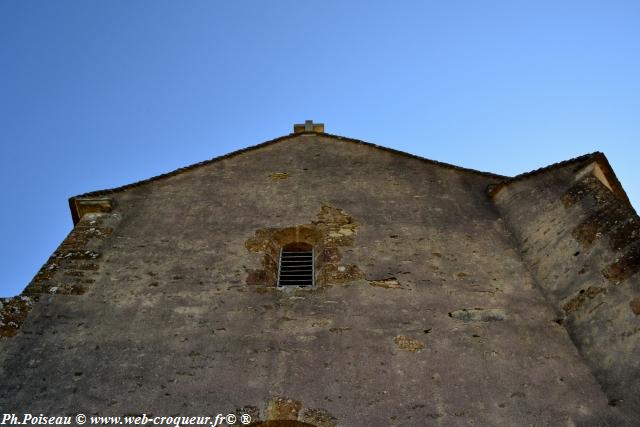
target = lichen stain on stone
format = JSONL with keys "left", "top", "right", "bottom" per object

{"left": 26, "top": 280, "right": 87, "bottom": 296}
{"left": 253, "top": 286, "right": 274, "bottom": 295}
{"left": 236, "top": 406, "right": 261, "bottom": 423}
{"left": 266, "top": 397, "right": 302, "bottom": 421}
{"left": 75, "top": 262, "right": 100, "bottom": 271}
{"left": 393, "top": 335, "right": 425, "bottom": 352}
{"left": 368, "top": 277, "right": 403, "bottom": 289}
{"left": 562, "top": 176, "right": 595, "bottom": 208}
{"left": 572, "top": 207, "right": 639, "bottom": 251}
{"left": 268, "top": 172, "right": 289, "bottom": 181}
{"left": 449, "top": 308, "right": 506, "bottom": 322}
{"left": 3, "top": 215, "right": 112, "bottom": 339}
{"left": 0, "top": 296, "right": 33, "bottom": 338}
{"left": 24, "top": 215, "right": 111, "bottom": 296}
{"left": 564, "top": 175, "right": 638, "bottom": 244}
{"left": 602, "top": 244, "right": 640, "bottom": 283}
{"left": 245, "top": 397, "right": 336, "bottom": 427}
{"left": 571, "top": 219, "right": 601, "bottom": 248}
{"left": 322, "top": 264, "right": 364, "bottom": 284}
{"left": 563, "top": 175, "right": 640, "bottom": 283}
{"left": 319, "top": 247, "right": 341, "bottom": 263}
{"left": 245, "top": 205, "right": 361, "bottom": 287}
{"left": 299, "top": 408, "right": 337, "bottom": 427}
{"left": 629, "top": 297, "right": 640, "bottom": 316}
{"left": 563, "top": 286, "right": 604, "bottom": 314}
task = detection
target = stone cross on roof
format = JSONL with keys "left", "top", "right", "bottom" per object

{"left": 293, "top": 120, "right": 325, "bottom": 134}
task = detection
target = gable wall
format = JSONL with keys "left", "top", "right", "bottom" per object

{"left": 0, "top": 136, "right": 623, "bottom": 424}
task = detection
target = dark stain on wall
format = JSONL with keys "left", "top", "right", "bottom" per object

{"left": 603, "top": 243, "right": 640, "bottom": 283}
{"left": 563, "top": 286, "right": 604, "bottom": 314}
{"left": 0, "top": 297, "right": 32, "bottom": 338}
{"left": 563, "top": 175, "right": 640, "bottom": 282}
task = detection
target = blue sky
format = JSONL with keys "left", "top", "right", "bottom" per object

{"left": 1, "top": 1, "right": 638, "bottom": 297}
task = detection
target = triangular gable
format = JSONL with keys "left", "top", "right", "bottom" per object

{"left": 68, "top": 131, "right": 507, "bottom": 223}
{"left": 488, "top": 151, "right": 633, "bottom": 211}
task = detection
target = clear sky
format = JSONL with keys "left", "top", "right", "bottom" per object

{"left": 1, "top": 1, "right": 639, "bottom": 297}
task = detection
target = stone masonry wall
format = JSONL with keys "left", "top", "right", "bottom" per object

{"left": 0, "top": 135, "right": 628, "bottom": 425}
{"left": 492, "top": 159, "right": 640, "bottom": 422}
{"left": 0, "top": 212, "right": 119, "bottom": 338}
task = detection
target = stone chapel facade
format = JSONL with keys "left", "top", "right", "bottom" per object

{"left": 1, "top": 122, "right": 639, "bottom": 426}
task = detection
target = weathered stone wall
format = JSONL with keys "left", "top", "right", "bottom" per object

{"left": 492, "top": 159, "right": 640, "bottom": 422}
{"left": 0, "top": 135, "right": 627, "bottom": 425}
{"left": 0, "top": 212, "right": 119, "bottom": 337}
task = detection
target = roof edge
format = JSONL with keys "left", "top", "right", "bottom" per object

{"left": 69, "top": 130, "right": 507, "bottom": 199}
{"left": 487, "top": 152, "right": 598, "bottom": 198}
{"left": 488, "top": 151, "right": 634, "bottom": 212}
{"left": 68, "top": 134, "right": 635, "bottom": 223}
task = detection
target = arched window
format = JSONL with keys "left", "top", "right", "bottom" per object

{"left": 277, "top": 242, "right": 314, "bottom": 288}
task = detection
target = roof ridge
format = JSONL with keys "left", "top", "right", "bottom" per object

{"left": 509, "top": 151, "right": 600, "bottom": 181}
{"left": 487, "top": 152, "right": 599, "bottom": 198}
{"left": 69, "top": 131, "right": 507, "bottom": 200}
{"left": 487, "top": 151, "right": 635, "bottom": 214}
{"left": 321, "top": 132, "right": 507, "bottom": 179}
